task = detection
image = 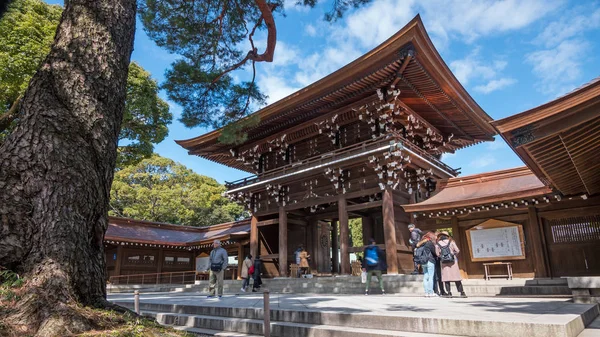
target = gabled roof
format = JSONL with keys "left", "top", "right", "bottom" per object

{"left": 105, "top": 217, "right": 250, "bottom": 247}
{"left": 176, "top": 15, "right": 495, "bottom": 172}
{"left": 402, "top": 167, "right": 552, "bottom": 213}
{"left": 492, "top": 77, "right": 600, "bottom": 196}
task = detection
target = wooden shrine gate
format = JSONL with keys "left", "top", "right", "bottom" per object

{"left": 543, "top": 213, "right": 600, "bottom": 277}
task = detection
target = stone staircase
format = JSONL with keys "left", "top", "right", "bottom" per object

{"left": 108, "top": 275, "right": 572, "bottom": 298}
{"left": 111, "top": 297, "right": 599, "bottom": 337}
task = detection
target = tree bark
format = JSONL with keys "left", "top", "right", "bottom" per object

{"left": 0, "top": 0, "right": 136, "bottom": 335}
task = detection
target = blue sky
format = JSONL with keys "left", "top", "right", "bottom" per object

{"left": 46, "top": 0, "right": 600, "bottom": 184}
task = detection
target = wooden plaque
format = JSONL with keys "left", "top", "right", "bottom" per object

{"left": 466, "top": 219, "right": 526, "bottom": 262}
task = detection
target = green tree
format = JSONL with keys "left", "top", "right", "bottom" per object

{"left": 139, "top": 0, "right": 371, "bottom": 139}
{"left": 110, "top": 154, "right": 246, "bottom": 226}
{"left": 349, "top": 218, "right": 364, "bottom": 257}
{"left": 0, "top": 0, "right": 172, "bottom": 166}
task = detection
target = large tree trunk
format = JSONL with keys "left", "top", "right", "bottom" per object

{"left": 0, "top": 0, "right": 135, "bottom": 335}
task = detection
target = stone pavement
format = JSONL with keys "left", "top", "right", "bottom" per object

{"left": 109, "top": 291, "right": 599, "bottom": 337}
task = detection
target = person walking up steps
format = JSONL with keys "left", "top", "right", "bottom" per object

{"left": 436, "top": 231, "right": 467, "bottom": 298}
{"left": 362, "top": 238, "right": 386, "bottom": 295}
{"left": 252, "top": 255, "right": 263, "bottom": 292}
{"left": 408, "top": 224, "right": 423, "bottom": 275}
{"left": 240, "top": 254, "right": 253, "bottom": 292}
{"left": 208, "top": 239, "right": 228, "bottom": 298}
{"left": 414, "top": 232, "right": 437, "bottom": 297}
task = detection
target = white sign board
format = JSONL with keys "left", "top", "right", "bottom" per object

{"left": 469, "top": 226, "right": 523, "bottom": 259}
{"left": 196, "top": 256, "right": 210, "bottom": 272}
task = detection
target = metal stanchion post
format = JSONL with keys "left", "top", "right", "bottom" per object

{"left": 263, "top": 290, "right": 270, "bottom": 337}
{"left": 134, "top": 290, "right": 140, "bottom": 315}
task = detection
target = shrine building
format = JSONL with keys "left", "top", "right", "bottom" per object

{"left": 176, "top": 16, "right": 499, "bottom": 277}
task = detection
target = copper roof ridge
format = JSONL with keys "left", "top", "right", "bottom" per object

{"left": 492, "top": 76, "right": 600, "bottom": 133}
{"left": 402, "top": 185, "right": 553, "bottom": 213}
{"left": 443, "top": 166, "right": 534, "bottom": 187}
{"left": 108, "top": 216, "right": 250, "bottom": 233}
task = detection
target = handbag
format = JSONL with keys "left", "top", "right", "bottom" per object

{"left": 210, "top": 262, "right": 222, "bottom": 272}
{"left": 361, "top": 271, "right": 367, "bottom": 283}
{"left": 248, "top": 265, "right": 255, "bottom": 275}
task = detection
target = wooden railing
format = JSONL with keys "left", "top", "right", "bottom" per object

{"left": 108, "top": 270, "right": 197, "bottom": 285}
{"left": 225, "top": 136, "right": 456, "bottom": 190}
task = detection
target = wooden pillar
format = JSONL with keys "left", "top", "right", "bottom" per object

{"left": 250, "top": 214, "right": 258, "bottom": 259}
{"left": 331, "top": 220, "right": 339, "bottom": 274}
{"left": 115, "top": 245, "right": 124, "bottom": 276}
{"left": 362, "top": 215, "right": 373, "bottom": 245}
{"left": 382, "top": 187, "right": 399, "bottom": 274}
{"left": 279, "top": 206, "right": 288, "bottom": 277}
{"left": 451, "top": 216, "right": 468, "bottom": 279}
{"left": 338, "top": 195, "right": 351, "bottom": 275}
{"left": 308, "top": 219, "right": 318, "bottom": 271}
{"left": 237, "top": 243, "right": 244, "bottom": 280}
{"left": 157, "top": 247, "right": 164, "bottom": 274}
{"left": 528, "top": 206, "right": 549, "bottom": 278}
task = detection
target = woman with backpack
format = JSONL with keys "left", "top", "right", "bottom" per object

{"left": 415, "top": 232, "right": 438, "bottom": 297}
{"left": 240, "top": 254, "right": 253, "bottom": 292}
{"left": 436, "top": 231, "right": 467, "bottom": 298}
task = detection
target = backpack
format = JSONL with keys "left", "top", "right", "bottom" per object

{"left": 437, "top": 243, "right": 455, "bottom": 263}
{"left": 413, "top": 243, "right": 432, "bottom": 265}
{"left": 365, "top": 247, "right": 379, "bottom": 266}
{"left": 248, "top": 265, "right": 255, "bottom": 275}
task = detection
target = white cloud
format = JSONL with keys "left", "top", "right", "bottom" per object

{"left": 487, "top": 139, "right": 508, "bottom": 150}
{"left": 537, "top": 7, "right": 600, "bottom": 47}
{"left": 469, "top": 154, "right": 497, "bottom": 169}
{"left": 449, "top": 49, "right": 515, "bottom": 94}
{"left": 305, "top": 24, "right": 317, "bottom": 37}
{"left": 283, "top": 0, "right": 311, "bottom": 13}
{"left": 526, "top": 39, "right": 588, "bottom": 96}
{"left": 527, "top": 5, "right": 600, "bottom": 96}
{"left": 257, "top": 71, "right": 301, "bottom": 104}
{"left": 475, "top": 78, "right": 517, "bottom": 94}
{"left": 418, "top": 0, "right": 562, "bottom": 43}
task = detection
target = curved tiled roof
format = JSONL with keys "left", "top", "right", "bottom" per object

{"left": 104, "top": 217, "right": 250, "bottom": 246}
{"left": 402, "top": 167, "right": 552, "bottom": 213}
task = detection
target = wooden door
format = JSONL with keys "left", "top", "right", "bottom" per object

{"left": 543, "top": 214, "right": 600, "bottom": 277}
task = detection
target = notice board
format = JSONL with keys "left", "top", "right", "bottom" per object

{"left": 466, "top": 219, "right": 526, "bottom": 262}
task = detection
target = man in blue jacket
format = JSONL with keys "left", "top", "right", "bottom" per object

{"left": 362, "top": 238, "right": 386, "bottom": 295}
{"left": 208, "top": 239, "right": 228, "bottom": 298}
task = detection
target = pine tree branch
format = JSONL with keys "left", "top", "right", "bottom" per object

{"left": 210, "top": 0, "right": 278, "bottom": 84}
{"left": 0, "top": 95, "right": 22, "bottom": 133}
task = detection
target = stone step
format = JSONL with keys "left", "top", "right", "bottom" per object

{"left": 168, "top": 324, "right": 263, "bottom": 336}
{"left": 117, "top": 299, "right": 599, "bottom": 337}
{"left": 108, "top": 276, "right": 571, "bottom": 297}
{"left": 151, "top": 311, "right": 464, "bottom": 337}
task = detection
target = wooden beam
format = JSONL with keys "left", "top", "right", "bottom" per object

{"left": 115, "top": 245, "right": 124, "bottom": 276}
{"left": 382, "top": 187, "right": 399, "bottom": 274}
{"left": 362, "top": 215, "right": 373, "bottom": 245}
{"left": 451, "top": 216, "right": 468, "bottom": 279}
{"left": 331, "top": 220, "right": 339, "bottom": 274}
{"left": 338, "top": 195, "right": 351, "bottom": 275}
{"left": 237, "top": 243, "right": 244, "bottom": 280}
{"left": 347, "top": 200, "right": 383, "bottom": 212}
{"left": 278, "top": 207, "right": 288, "bottom": 277}
{"left": 157, "top": 247, "right": 164, "bottom": 276}
{"left": 250, "top": 215, "right": 259, "bottom": 259}
{"left": 527, "top": 206, "right": 549, "bottom": 278}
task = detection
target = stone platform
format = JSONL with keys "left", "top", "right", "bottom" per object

{"left": 109, "top": 292, "right": 599, "bottom": 337}
{"left": 108, "top": 275, "right": 572, "bottom": 298}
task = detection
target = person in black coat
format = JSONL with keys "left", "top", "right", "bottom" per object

{"left": 361, "top": 238, "right": 387, "bottom": 295}
{"left": 252, "top": 255, "right": 263, "bottom": 292}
